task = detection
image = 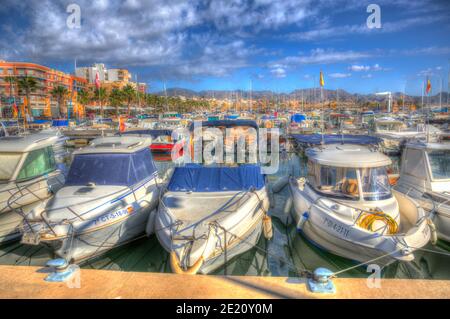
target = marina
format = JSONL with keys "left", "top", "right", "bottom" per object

{"left": 0, "top": 0, "right": 449, "bottom": 301}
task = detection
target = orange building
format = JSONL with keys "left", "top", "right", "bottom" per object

{"left": 0, "top": 60, "right": 88, "bottom": 117}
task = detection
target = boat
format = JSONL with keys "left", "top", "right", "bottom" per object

{"left": 148, "top": 120, "right": 272, "bottom": 274}
{"left": 395, "top": 140, "right": 450, "bottom": 242}
{"left": 0, "top": 134, "right": 65, "bottom": 243}
{"left": 148, "top": 164, "right": 271, "bottom": 275}
{"left": 20, "top": 136, "right": 160, "bottom": 263}
{"left": 288, "top": 140, "right": 431, "bottom": 266}
{"left": 372, "top": 117, "right": 427, "bottom": 155}
{"left": 118, "top": 129, "right": 180, "bottom": 154}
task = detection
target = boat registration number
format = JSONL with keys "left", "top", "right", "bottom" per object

{"left": 21, "top": 232, "right": 41, "bottom": 245}
{"left": 322, "top": 217, "right": 350, "bottom": 238}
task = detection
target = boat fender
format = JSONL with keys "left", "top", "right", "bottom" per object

{"left": 170, "top": 251, "right": 204, "bottom": 275}
{"left": 272, "top": 176, "right": 289, "bottom": 193}
{"left": 427, "top": 218, "right": 438, "bottom": 245}
{"left": 263, "top": 215, "right": 273, "bottom": 240}
{"left": 297, "top": 212, "right": 309, "bottom": 231}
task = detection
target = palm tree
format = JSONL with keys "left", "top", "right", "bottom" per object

{"left": 121, "top": 84, "right": 135, "bottom": 115}
{"left": 77, "top": 88, "right": 91, "bottom": 106}
{"left": 50, "top": 86, "right": 69, "bottom": 118}
{"left": 16, "top": 75, "right": 39, "bottom": 117}
{"left": 4, "top": 76, "right": 16, "bottom": 98}
{"left": 94, "top": 87, "right": 108, "bottom": 117}
{"left": 109, "top": 88, "right": 124, "bottom": 115}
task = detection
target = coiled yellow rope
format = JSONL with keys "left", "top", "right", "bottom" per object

{"left": 357, "top": 210, "right": 398, "bottom": 234}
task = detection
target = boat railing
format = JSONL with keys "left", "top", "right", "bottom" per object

{"left": 22, "top": 174, "right": 158, "bottom": 236}
{"left": 400, "top": 184, "right": 438, "bottom": 215}
{"left": 5, "top": 173, "right": 65, "bottom": 235}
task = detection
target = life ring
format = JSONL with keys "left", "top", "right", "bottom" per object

{"left": 170, "top": 251, "right": 204, "bottom": 275}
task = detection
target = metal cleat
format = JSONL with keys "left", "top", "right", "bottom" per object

{"left": 45, "top": 258, "right": 77, "bottom": 282}
{"left": 307, "top": 267, "right": 336, "bottom": 294}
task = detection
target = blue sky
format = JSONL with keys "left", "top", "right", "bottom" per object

{"left": 0, "top": 0, "right": 449, "bottom": 95}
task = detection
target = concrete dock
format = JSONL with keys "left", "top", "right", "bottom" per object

{"left": 0, "top": 265, "right": 449, "bottom": 298}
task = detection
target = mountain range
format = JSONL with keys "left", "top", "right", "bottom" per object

{"left": 156, "top": 88, "right": 449, "bottom": 106}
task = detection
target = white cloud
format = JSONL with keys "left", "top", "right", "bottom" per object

{"left": 274, "top": 49, "right": 372, "bottom": 67}
{"left": 349, "top": 63, "right": 387, "bottom": 72}
{"left": 270, "top": 64, "right": 287, "bottom": 78}
{"left": 329, "top": 73, "right": 351, "bottom": 78}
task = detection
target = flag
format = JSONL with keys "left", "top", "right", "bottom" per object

{"left": 12, "top": 102, "right": 18, "bottom": 118}
{"left": 119, "top": 116, "right": 126, "bottom": 132}
{"left": 426, "top": 78, "right": 431, "bottom": 95}
{"left": 319, "top": 71, "right": 325, "bottom": 87}
{"left": 95, "top": 71, "right": 101, "bottom": 89}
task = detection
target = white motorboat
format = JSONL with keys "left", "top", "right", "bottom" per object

{"left": 148, "top": 164, "right": 271, "bottom": 274}
{"left": 0, "top": 134, "right": 65, "bottom": 243}
{"left": 373, "top": 117, "right": 426, "bottom": 154}
{"left": 289, "top": 142, "right": 431, "bottom": 266}
{"left": 21, "top": 136, "right": 160, "bottom": 263}
{"left": 395, "top": 141, "right": 450, "bottom": 242}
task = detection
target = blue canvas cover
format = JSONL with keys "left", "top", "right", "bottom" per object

{"left": 65, "top": 148, "right": 157, "bottom": 187}
{"left": 52, "top": 119, "right": 69, "bottom": 127}
{"left": 168, "top": 164, "right": 265, "bottom": 192}
{"left": 291, "top": 134, "right": 382, "bottom": 145}
{"left": 290, "top": 114, "right": 307, "bottom": 123}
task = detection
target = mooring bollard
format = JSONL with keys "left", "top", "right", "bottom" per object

{"left": 45, "top": 258, "right": 77, "bottom": 282}
{"left": 307, "top": 267, "right": 336, "bottom": 294}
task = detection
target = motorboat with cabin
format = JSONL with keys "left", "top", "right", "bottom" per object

{"left": 0, "top": 134, "right": 65, "bottom": 243}
{"left": 395, "top": 141, "right": 450, "bottom": 242}
{"left": 372, "top": 117, "right": 427, "bottom": 154}
{"left": 288, "top": 138, "right": 431, "bottom": 266}
{"left": 147, "top": 120, "right": 272, "bottom": 274}
{"left": 20, "top": 136, "right": 160, "bottom": 263}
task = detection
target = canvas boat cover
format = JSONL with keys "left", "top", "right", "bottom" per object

{"left": 168, "top": 164, "right": 265, "bottom": 192}
{"left": 65, "top": 148, "right": 156, "bottom": 187}
{"left": 291, "top": 134, "right": 381, "bottom": 145}
{"left": 290, "top": 114, "right": 307, "bottom": 123}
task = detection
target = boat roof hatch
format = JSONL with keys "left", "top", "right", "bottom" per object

{"left": 306, "top": 144, "right": 392, "bottom": 168}
{"left": 75, "top": 136, "right": 152, "bottom": 154}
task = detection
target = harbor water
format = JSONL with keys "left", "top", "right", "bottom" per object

{"left": 0, "top": 149, "right": 449, "bottom": 280}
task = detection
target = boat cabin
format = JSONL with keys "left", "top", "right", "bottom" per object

{"left": 0, "top": 134, "right": 60, "bottom": 183}
{"left": 66, "top": 136, "right": 156, "bottom": 188}
{"left": 399, "top": 142, "right": 450, "bottom": 194}
{"left": 305, "top": 144, "right": 393, "bottom": 201}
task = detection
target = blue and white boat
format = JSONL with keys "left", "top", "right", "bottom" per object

{"left": 147, "top": 164, "right": 271, "bottom": 274}
{"left": 21, "top": 136, "right": 160, "bottom": 263}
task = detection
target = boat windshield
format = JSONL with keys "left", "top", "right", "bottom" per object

{"left": 65, "top": 149, "right": 156, "bottom": 187}
{"left": 360, "top": 167, "right": 392, "bottom": 201}
{"left": 308, "top": 163, "right": 360, "bottom": 200}
{"left": 0, "top": 153, "right": 22, "bottom": 181}
{"left": 428, "top": 150, "right": 450, "bottom": 180}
